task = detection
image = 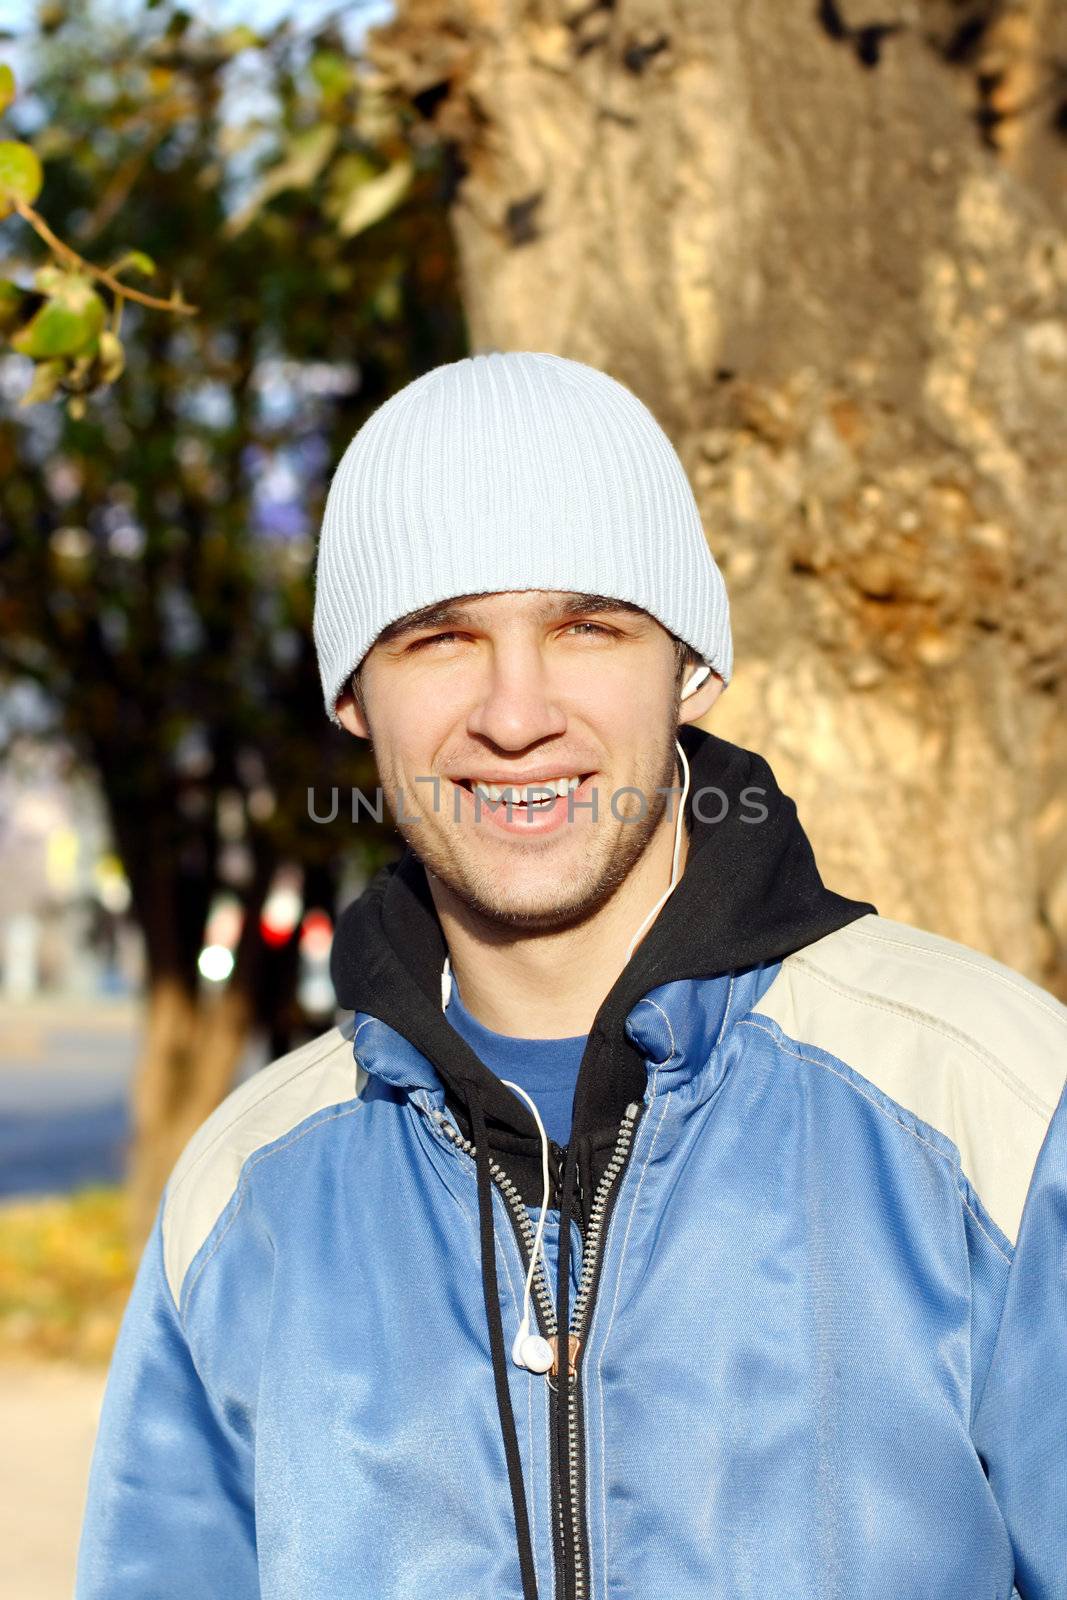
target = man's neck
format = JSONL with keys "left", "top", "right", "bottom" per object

{"left": 428, "top": 816, "right": 689, "bottom": 1039}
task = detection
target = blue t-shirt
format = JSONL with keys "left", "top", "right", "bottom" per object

{"left": 444, "top": 979, "right": 586, "bottom": 1149}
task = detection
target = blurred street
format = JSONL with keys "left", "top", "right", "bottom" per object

{"left": 0, "top": 998, "right": 137, "bottom": 1198}
{"left": 0, "top": 997, "right": 272, "bottom": 1198}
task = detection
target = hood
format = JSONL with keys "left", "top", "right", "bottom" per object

{"left": 330, "top": 722, "right": 877, "bottom": 1198}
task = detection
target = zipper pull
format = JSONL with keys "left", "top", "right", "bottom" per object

{"left": 547, "top": 1332, "right": 581, "bottom": 1382}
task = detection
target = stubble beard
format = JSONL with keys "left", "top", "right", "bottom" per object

{"left": 387, "top": 731, "right": 682, "bottom": 936}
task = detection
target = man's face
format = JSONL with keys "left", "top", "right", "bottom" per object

{"left": 334, "top": 590, "right": 723, "bottom": 934}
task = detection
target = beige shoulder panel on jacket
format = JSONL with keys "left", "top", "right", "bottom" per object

{"left": 752, "top": 913, "right": 1067, "bottom": 1247}
{"left": 161, "top": 1022, "right": 367, "bottom": 1306}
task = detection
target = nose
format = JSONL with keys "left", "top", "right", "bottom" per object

{"left": 465, "top": 644, "right": 568, "bottom": 750}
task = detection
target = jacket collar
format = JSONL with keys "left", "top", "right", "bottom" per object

{"left": 331, "top": 724, "right": 875, "bottom": 1177}
{"left": 349, "top": 965, "right": 775, "bottom": 1103}
{"left": 623, "top": 961, "right": 782, "bottom": 1081}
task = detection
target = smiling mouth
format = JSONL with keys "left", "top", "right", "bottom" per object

{"left": 452, "top": 774, "right": 596, "bottom": 808}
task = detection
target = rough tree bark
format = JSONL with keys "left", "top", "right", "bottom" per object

{"left": 366, "top": 0, "right": 1067, "bottom": 996}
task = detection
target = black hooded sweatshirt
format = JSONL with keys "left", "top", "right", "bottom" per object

{"left": 329, "top": 723, "right": 877, "bottom": 1600}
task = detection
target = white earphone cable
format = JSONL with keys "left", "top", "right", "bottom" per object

{"left": 440, "top": 669, "right": 703, "bottom": 1370}
{"left": 623, "top": 734, "right": 692, "bottom": 964}
{"left": 496, "top": 1079, "right": 556, "bottom": 1374}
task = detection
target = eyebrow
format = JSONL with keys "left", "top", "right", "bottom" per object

{"left": 373, "top": 592, "right": 650, "bottom": 647}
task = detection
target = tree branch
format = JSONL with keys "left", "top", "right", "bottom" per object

{"left": 10, "top": 195, "right": 198, "bottom": 315}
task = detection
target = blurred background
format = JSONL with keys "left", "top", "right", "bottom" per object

{"left": 0, "top": 0, "right": 1064, "bottom": 1592}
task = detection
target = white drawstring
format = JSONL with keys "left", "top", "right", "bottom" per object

{"left": 439, "top": 736, "right": 692, "bottom": 1371}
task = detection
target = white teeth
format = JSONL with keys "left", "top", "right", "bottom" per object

{"left": 471, "top": 776, "right": 583, "bottom": 805}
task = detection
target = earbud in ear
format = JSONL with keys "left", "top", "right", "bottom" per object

{"left": 680, "top": 664, "right": 712, "bottom": 701}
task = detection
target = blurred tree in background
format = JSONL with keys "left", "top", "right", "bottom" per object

{"left": 366, "top": 0, "right": 1067, "bottom": 999}
{"left": 0, "top": 0, "right": 467, "bottom": 1239}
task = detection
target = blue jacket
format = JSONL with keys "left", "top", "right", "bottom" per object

{"left": 76, "top": 729, "right": 1067, "bottom": 1599}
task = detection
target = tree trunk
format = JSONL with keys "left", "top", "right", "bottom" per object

{"left": 104, "top": 783, "right": 281, "bottom": 1247}
{"left": 127, "top": 976, "right": 256, "bottom": 1247}
{"left": 367, "top": 0, "right": 1067, "bottom": 996}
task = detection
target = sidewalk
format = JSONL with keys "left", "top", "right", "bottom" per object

{"left": 0, "top": 1361, "right": 106, "bottom": 1600}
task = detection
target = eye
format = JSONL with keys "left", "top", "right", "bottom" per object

{"left": 407, "top": 631, "right": 462, "bottom": 652}
{"left": 567, "top": 621, "right": 614, "bottom": 638}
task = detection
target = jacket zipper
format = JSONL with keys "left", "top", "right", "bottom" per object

{"left": 559, "top": 1104, "right": 641, "bottom": 1600}
{"left": 432, "top": 1102, "right": 643, "bottom": 1600}
{"left": 432, "top": 1112, "right": 558, "bottom": 1332}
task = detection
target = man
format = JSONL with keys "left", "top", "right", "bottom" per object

{"left": 77, "top": 352, "right": 1066, "bottom": 1599}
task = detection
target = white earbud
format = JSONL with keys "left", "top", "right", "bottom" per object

{"left": 680, "top": 664, "right": 711, "bottom": 701}
{"left": 514, "top": 1330, "right": 555, "bottom": 1374}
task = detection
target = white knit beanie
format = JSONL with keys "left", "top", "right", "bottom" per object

{"left": 313, "top": 350, "right": 732, "bottom": 726}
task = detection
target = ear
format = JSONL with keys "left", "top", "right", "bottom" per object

{"left": 334, "top": 684, "right": 372, "bottom": 741}
{"left": 678, "top": 670, "right": 726, "bottom": 726}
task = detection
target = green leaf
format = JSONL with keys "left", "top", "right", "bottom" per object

{"left": 0, "top": 64, "right": 15, "bottom": 115}
{"left": 0, "top": 140, "right": 44, "bottom": 215}
{"left": 18, "top": 357, "right": 65, "bottom": 406}
{"left": 337, "top": 158, "right": 413, "bottom": 239}
{"left": 219, "top": 24, "right": 260, "bottom": 55}
{"left": 108, "top": 249, "right": 156, "bottom": 279}
{"left": 53, "top": 273, "right": 105, "bottom": 319}
{"left": 324, "top": 150, "right": 381, "bottom": 215}
{"left": 12, "top": 299, "right": 88, "bottom": 357}
{"left": 12, "top": 277, "right": 105, "bottom": 359}
{"left": 224, "top": 123, "right": 337, "bottom": 237}
{"left": 310, "top": 50, "right": 351, "bottom": 100}
{"left": 33, "top": 263, "right": 68, "bottom": 294}
{"left": 0, "top": 278, "right": 24, "bottom": 332}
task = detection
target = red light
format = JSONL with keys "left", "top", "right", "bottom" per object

{"left": 300, "top": 910, "right": 333, "bottom": 959}
{"left": 260, "top": 881, "right": 302, "bottom": 947}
